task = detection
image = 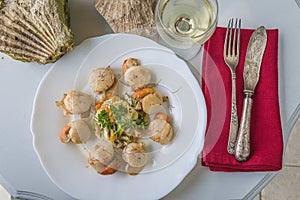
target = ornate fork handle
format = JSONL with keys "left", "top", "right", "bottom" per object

{"left": 227, "top": 72, "right": 239, "bottom": 154}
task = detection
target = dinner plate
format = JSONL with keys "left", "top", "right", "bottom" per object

{"left": 31, "top": 34, "right": 207, "bottom": 200}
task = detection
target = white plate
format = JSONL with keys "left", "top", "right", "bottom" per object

{"left": 31, "top": 34, "right": 207, "bottom": 200}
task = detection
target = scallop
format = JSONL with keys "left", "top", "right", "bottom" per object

{"left": 122, "top": 142, "right": 147, "bottom": 168}
{"left": 89, "top": 140, "right": 115, "bottom": 174}
{"left": 90, "top": 139, "right": 115, "bottom": 165}
{"left": 89, "top": 143, "right": 125, "bottom": 175}
{"left": 122, "top": 58, "right": 139, "bottom": 74}
{"left": 142, "top": 93, "right": 163, "bottom": 114}
{"left": 88, "top": 157, "right": 106, "bottom": 174}
{"left": 56, "top": 90, "right": 93, "bottom": 116}
{"left": 60, "top": 120, "right": 91, "bottom": 144}
{"left": 89, "top": 67, "right": 115, "bottom": 94}
{"left": 124, "top": 66, "right": 151, "bottom": 90}
{"left": 148, "top": 117, "right": 173, "bottom": 145}
{"left": 0, "top": 0, "right": 74, "bottom": 64}
{"left": 154, "top": 112, "right": 171, "bottom": 123}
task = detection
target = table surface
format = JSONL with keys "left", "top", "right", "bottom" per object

{"left": 1, "top": 0, "right": 300, "bottom": 199}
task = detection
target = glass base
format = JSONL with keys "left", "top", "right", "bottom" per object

{"left": 156, "top": 34, "right": 202, "bottom": 60}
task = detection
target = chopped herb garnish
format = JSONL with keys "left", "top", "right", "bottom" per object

{"left": 110, "top": 105, "right": 137, "bottom": 130}
{"left": 110, "top": 105, "right": 128, "bottom": 121}
{"left": 97, "top": 109, "right": 114, "bottom": 129}
{"left": 94, "top": 97, "right": 152, "bottom": 148}
{"left": 135, "top": 114, "right": 149, "bottom": 130}
{"left": 125, "top": 93, "right": 138, "bottom": 107}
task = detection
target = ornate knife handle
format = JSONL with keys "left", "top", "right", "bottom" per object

{"left": 227, "top": 73, "right": 239, "bottom": 154}
{"left": 235, "top": 94, "right": 253, "bottom": 162}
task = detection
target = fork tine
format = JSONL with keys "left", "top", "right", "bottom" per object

{"left": 237, "top": 18, "right": 241, "bottom": 57}
{"left": 232, "top": 19, "right": 237, "bottom": 56}
{"left": 228, "top": 18, "right": 233, "bottom": 56}
{"left": 224, "top": 19, "right": 230, "bottom": 57}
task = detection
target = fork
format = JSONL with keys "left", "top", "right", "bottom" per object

{"left": 224, "top": 18, "right": 241, "bottom": 154}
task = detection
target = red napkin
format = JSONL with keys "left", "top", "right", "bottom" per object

{"left": 201, "top": 27, "right": 283, "bottom": 172}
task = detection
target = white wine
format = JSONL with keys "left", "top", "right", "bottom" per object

{"left": 156, "top": 0, "right": 218, "bottom": 48}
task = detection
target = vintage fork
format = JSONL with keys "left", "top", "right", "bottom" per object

{"left": 223, "top": 18, "right": 241, "bottom": 154}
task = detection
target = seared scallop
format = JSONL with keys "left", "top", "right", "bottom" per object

{"left": 56, "top": 90, "right": 93, "bottom": 116}
{"left": 88, "top": 157, "right": 106, "bottom": 174}
{"left": 122, "top": 142, "right": 147, "bottom": 168}
{"left": 122, "top": 58, "right": 139, "bottom": 74}
{"left": 148, "top": 113, "right": 173, "bottom": 145}
{"left": 59, "top": 120, "right": 91, "bottom": 144}
{"left": 124, "top": 66, "right": 151, "bottom": 90}
{"left": 88, "top": 139, "right": 121, "bottom": 175}
{"left": 154, "top": 112, "right": 171, "bottom": 123}
{"left": 142, "top": 93, "right": 163, "bottom": 114}
{"left": 89, "top": 67, "right": 115, "bottom": 94}
{"left": 89, "top": 145, "right": 125, "bottom": 175}
{"left": 90, "top": 139, "right": 115, "bottom": 165}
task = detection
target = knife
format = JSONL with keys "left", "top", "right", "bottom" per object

{"left": 235, "top": 26, "right": 267, "bottom": 162}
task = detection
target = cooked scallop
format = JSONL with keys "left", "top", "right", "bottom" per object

{"left": 59, "top": 120, "right": 92, "bottom": 144}
{"left": 148, "top": 114, "right": 173, "bottom": 145}
{"left": 89, "top": 140, "right": 124, "bottom": 175}
{"left": 89, "top": 67, "right": 115, "bottom": 93}
{"left": 102, "top": 150, "right": 125, "bottom": 174}
{"left": 122, "top": 143, "right": 147, "bottom": 168}
{"left": 154, "top": 112, "right": 171, "bottom": 123}
{"left": 124, "top": 66, "right": 151, "bottom": 89}
{"left": 88, "top": 157, "right": 106, "bottom": 174}
{"left": 122, "top": 58, "right": 139, "bottom": 74}
{"left": 142, "top": 93, "right": 163, "bottom": 114}
{"left": 89, "top": 147, "right": 124, "bottom": 175}
{"left": 90, "top": 139, "right": 115, "bottom": 165}
{"left": 56, "top": 90, "right": 93, "bottom": 116}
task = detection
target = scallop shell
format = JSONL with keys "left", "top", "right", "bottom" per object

{"left": 0, "top": 0, "right": 74, "bottom": 64}
{"left": 0, "top": 0, "right": 4, "bottom": 9}
{"left": 95, "top": 0, "right": 157, "bottom": 34}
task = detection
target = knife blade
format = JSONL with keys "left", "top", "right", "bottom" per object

{"left": 235, "top": 26, "right": 267, "bottom": 162}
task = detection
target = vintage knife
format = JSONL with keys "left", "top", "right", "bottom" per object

{"left": 235, "top": 26, "right": 267, "bottom": 162}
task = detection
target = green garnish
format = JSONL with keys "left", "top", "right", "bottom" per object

{"left": 125, "top": 93, "right": 138, "bottom": 107}
{"left": 110, "top": 105, "right": 128, "bottom": 121}
{"left": 135, "top": 114, "right": 149, "bottom": 130}
{"left": 110, "top": 104, "right": 149, "bottom": 130}
{"left": 110, "top": 105, "right": 135, "bottom": 130}
{"left": 94, "top": 98, "right": 151, "bottom": 148}
{"left": 115, "top": 125, "right": 124, "bottom": 137}
{"left": 97, "top": 110, "right": 113, "bottom": 129}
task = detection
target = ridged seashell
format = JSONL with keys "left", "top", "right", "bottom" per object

{"left": 0, "top": 0, "right": 74, "bottom": 64}
{"left": 95, "top": 0, "right": 157, "bottom": 34}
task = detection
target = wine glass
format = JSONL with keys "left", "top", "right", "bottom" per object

{"left": 155, "top": 0, "right": 219, "bottom": 60}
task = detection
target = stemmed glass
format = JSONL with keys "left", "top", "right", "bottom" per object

{"left": 155, "top": 0, "right": 219, "bottom": 60}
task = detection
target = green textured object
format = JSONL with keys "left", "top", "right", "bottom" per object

{"left": 0, "top": 0, "right": 74, "bottom": 64}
